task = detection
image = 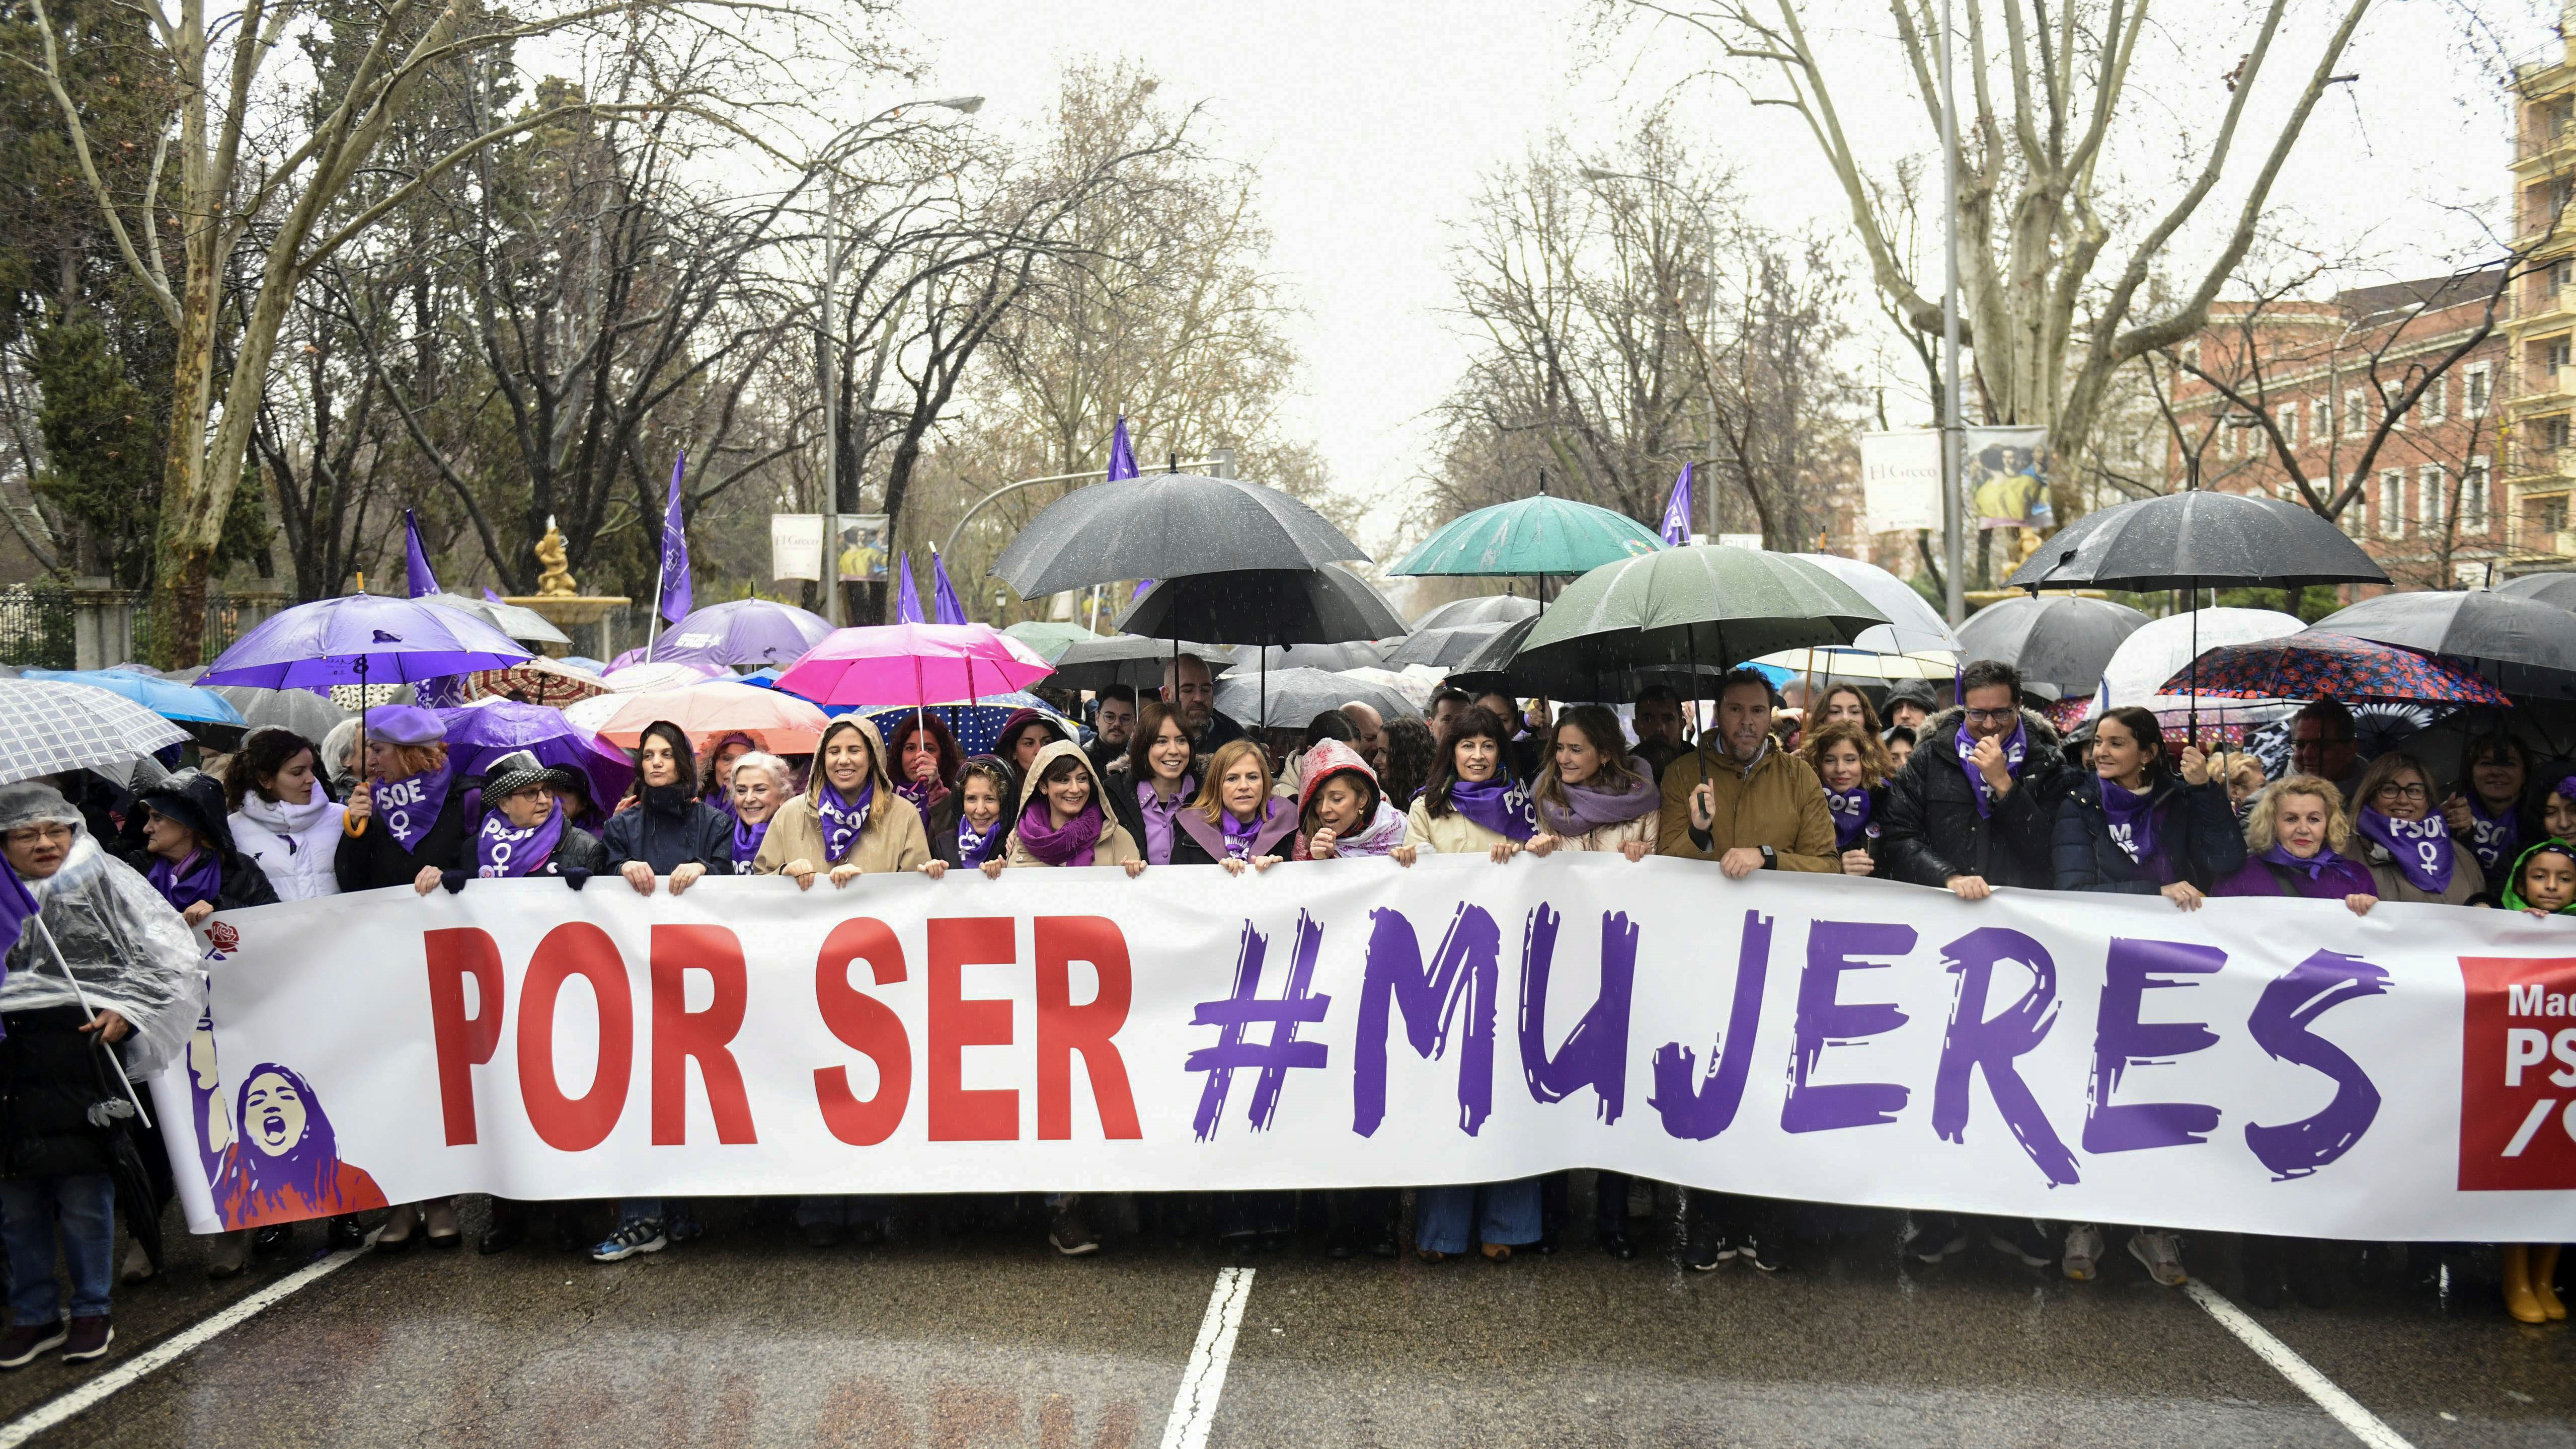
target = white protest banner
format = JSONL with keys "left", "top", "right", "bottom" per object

{"left": 163, "top": 857, "right": 2575, "bottom": 1240}
{"left": 1860, "top": 429, "right": 1944, "bottom": 534}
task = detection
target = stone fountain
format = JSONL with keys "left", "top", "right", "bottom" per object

{"left": 507, "top": 518, "right": 630, "bottom": 659}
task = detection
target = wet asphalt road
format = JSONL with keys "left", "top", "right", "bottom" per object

{"left": 1, "top": 1189, "right": 2568, "bottom": 1447}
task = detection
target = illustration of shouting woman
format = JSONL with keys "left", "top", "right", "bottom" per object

{"left": 212, "top": 1063, "right": 389, "bottom": 1228}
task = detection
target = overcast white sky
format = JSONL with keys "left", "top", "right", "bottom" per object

{"left": 912, "top": 1, "right": 2558, "bottom": 554}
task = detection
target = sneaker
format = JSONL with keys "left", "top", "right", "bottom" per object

{"left": 60, "top": 1316, "right": 111, "bottom": 1364}
{"left": 1907, "top": 1221, "right": 1968, "bottom": 1264}
{"left": 588, "top": 1220, "right": 666, "bottom": 1263}
{"left": 666, "top": 1212, "right": 706, "bottom": 1245}
{"left": 1989, "top": 1220, "right": 2054, "bottom": 1269}
{"left": 2062, "top": 1223, "right": 2104, "bottom": 1282}
{"left": 1683, "top": 1233, "right": 1730, "bottom": 1271}
{"left": 1748, "top": 1234, "right": 1790, "bottom": 1273}
{"left": 1048, "top": 1198, "right": 1099, "bottom": 1257}
{"left": 2129, "top": 1230, "right": 2188, "bottom": 1286}
{"left": 0, "top": 1321, "right": 65, "bottom": 1370}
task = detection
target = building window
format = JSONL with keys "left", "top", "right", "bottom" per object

{"left": 2420, "top": 465, "right": 2445, "bottom": 535}
{"left": 2543, "top": 497, "right": 2571, "bottom": 535}
{"left": 2557, "top": 258, "right": 2576, "bottom": 288}
{"left": 2421, "top": 374, "right": 2446, "bottom": 423}
{"left": 2345, "top": 388, "right": 2366, "bottom": 436}
{"left": 2381, "top": 379, "right": 2407, "bottom": 429}
{"left": 2379, "top": 469, "right": 2405, "bottom": 537}
{"left": 2467, "top": 363, "right": 2491, "bottom": 417}
{"left": 2312, "top": 397, "right": 2331, "bottom": 441}
{"left": 2547, "top": 415, "right": 2572, "bottom": 451}
{"left": 2463, "top": 457, "right": 2490, "bottom": 533}
{"left": 2217, "top": 415, "right": 2236, "bottom": 460}
{"left": 2280, "top": 405, "right": 2299, "bottom": 449}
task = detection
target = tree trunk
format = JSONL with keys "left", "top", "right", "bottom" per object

{"left": 149, "top": 264, "right": 222, "bottom": 668}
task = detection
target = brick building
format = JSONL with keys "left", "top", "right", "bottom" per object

{"left": 2504, "top": 25, "right": 2576, "bottom": 571}
{"left": 2162, "top": 272, "right": 2511, "bottom": 590}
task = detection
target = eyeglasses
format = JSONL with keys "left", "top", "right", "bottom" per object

{"left": 2372, "top": 782, "right": 2429, "bottom": 801}
{"left": 1962, "top": 708, "right": 2018, "bottom": 723}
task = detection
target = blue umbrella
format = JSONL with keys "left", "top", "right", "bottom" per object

{"left": 24, "top": 669, "right": 248, "bottom": 726}
{"left": 859, "top": 692, "right": 1070, "bottom": 756}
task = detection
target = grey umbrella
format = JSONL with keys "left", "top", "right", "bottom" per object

{"left": 1215, "top": 668, "right": 1421, "bottom": 729}
{"left": 2004, "top": 492, "right": 2389, "bottom": 593}
{"left": 1046, "top": 633, "right": 1235, "bottom": 693}
{"left": 1119, "top": 566, "right": 1407, "bottom": 725}
{"left": 2494, "top": 571, "right": 2576, "bottom": 610}
{"left": 1237, "top": 641, "right": 1390, "bottom": 673}
{"left": 1789, "top": 553, "right": 1963, "bottom": 655}
{"left": 2307, "top": 591, "right": 2576, "bottom": 701}
{"left": 1956, "top": 595, "right": 2150, "bottom": 693}
{"left": 205, "top": 684, "right": 353, "bottom": 742}
{"left": 1409, "top": 593, "right": 1542, "bottom": 631}
{"left": 1384, "top": 621, "right": 1519, "bottom": 669}
{"left": 992, "top": 473, "right": 1368, "bottom": 599}
{"left": 419, "top": 592, "right": 572, "bottom": 646}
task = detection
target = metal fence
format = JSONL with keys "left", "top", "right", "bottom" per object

{"left": 0, "top": 586, "right": 77, "bottom": 670}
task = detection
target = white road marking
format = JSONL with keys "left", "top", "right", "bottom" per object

{"left": 2185, "top": 1280, "right": 2416, "bottom": 1449}
{"left": 1158, "top": 1266, "right": 1256, "bottom": 1449}
{"left": 0, "top": 1246, "right": 366, "bottom": 1449}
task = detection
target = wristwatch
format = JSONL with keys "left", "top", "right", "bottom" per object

{"left": 1761, "top": 844, "right": 1778, "bottom": 869}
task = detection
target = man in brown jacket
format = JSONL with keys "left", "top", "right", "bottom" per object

{"left": 1656, "top": 668, "right": 1838, "bottom": 874}
{"left": 1656, "top": 666, "right": 1836, "bottom": 1278}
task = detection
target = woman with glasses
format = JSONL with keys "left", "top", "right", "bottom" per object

{"left": 2349, "top": 753, "right": 2482, "bottom": 906}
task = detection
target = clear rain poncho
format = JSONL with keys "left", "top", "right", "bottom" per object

{"left": 0, "top": 785, "right": 205, "bottom": 1076}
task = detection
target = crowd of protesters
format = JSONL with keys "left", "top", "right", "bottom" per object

{"left": 1, "top": 648, "right": 2570, "bottom": 1372}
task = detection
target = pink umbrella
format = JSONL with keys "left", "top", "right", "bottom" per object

{"left": 774, "top": 623, "right": 1053, "bottom": 707}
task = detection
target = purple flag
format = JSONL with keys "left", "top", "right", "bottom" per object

{"left": 482, "top": 587, "right": 505, "bottom": 603}
{"left": 403, "top": 510, "right": 442, "bottom": 598}
{"left": 931, "top": 550, "right": 968, "bottom": 625}
{"left": 658, "top": 451, "right": 692, "bottom": 624}
{"left": 1659, "top": 464, "right": 1693, "bottom": 546}
{"left": 1132, "top": 578, "right": 1155, "bottom": 602}
{"left": 0, "top": 858, "right": 32, "bottom": 1002}
{"left": 894, "top": 551, "right": 926, "bottom": 624}
{"left": 1107, "top": 416, "right": 1138, "bottom": 481}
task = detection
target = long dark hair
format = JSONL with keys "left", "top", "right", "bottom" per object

{"left": 1532, "top": 705, "right": 1645, "bottom": 819}
{"left": 2096, "top": 705, "right": 2169, "bottom": 785}
{"left": 222, "top": 1062, "right": 344, "bottom": 1218}
{"left": 1423, "top": 706, "right": 1513, "bottom": 820}
{"left": 884, "top": 711, "right": 965, "bottom": 791}
{"left": 631, "top": 720, "right": 699, "bottom": 800}
{"left": 224, "top": 729, "right": 320, "bottom": 813}
{"left": 1378, "top": 716, "right": 1437, "bottom": 811}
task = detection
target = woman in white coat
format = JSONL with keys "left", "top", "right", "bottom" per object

{"left": 223, "top": 729, "right": 346, "bottom": 903}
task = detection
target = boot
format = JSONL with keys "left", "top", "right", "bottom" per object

{"left": 2535, "top": 1244, "right": 2566, "bottom": 1322}
{"left": 118, "top": 1238, "right": 154, "bottom": 1286}
{"left": 2504, "top": 1244, "right": 2548, "bottom": 1324}
{"left": 205, "top": 1230, "right": 250, "bottom": 1280}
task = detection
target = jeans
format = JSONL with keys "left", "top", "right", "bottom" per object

{"left": 1414, "top": 1179, "right": 1542, "bottom": 1255}
{"left": 0, "top": 1174, "right": 115, "bottom": 1324}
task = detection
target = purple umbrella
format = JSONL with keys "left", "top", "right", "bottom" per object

{"left": 437, "top": 699, "right": 633, "bottom": 821}
{"left": 645, "top": 598, "right": 834, "bottom": 669}
{"left": 200, "top": 593, "right": 533, "bottom": 745}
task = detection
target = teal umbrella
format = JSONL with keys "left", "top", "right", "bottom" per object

{"left": 1513, "top": 545, "right": 1887, "bottom": 691}
{"left": 999, "top": 620, "right": 1099, "bottom": 663}
{"left": 1388, "top": 490, "right": 1665, "bottom": 578}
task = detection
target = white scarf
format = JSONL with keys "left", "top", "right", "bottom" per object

{"left": 240, "top": 792, "right": 333, "bottom": 835}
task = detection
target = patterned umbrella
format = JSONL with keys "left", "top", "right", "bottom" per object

{"left": 2153, "top": 631, "right": 2509, "bottom": 706}
{"left": 860, "top": 692, "right": 1071, "bottom": 756}
{"left": 0, "top": 679, "right": 190, "bottom": 786}
{"left": 455, "top": 658, "right": 610, "bottom": 707}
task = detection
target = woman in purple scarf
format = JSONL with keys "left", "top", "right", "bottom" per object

{"left": 721, "top": 752, "right": 793, "bottom": 872}
{"left": 1525, "top": 705, "right": 1660, "bottom": 864}
{"left": 1109, "top": 702, "right": 1198, "bottom": 865}
{"left": 994, "top": 741, "right": 1145, "bottom": 876}
{"left": 125, "top": 772, "right": 277, "bottom": 926}
{"left": 885, "top": 712, "right": 964, "bottom": 818}
{"left": 2348, "top": 753, "right": 2482, "bottom": 906}
{"left": 1795, "top": 721, "right": 1892, "bottom": 877}
{"left": 923, "top": 757, "right": 1016, "bottom": 874}
{"left": 2439, "top": 731, "right": 2537, "bottom": 875}
{"left": 2051, "top": 706, "right": 2245, "bottom": 910}
{"left": 2212, "top": 775, "right": 2378, "bottom": 913}
{"left": 1395, "top": 707, "right": 1537, "bottom": 868}
{"left": 698, "top": 733, "right": 756, "bottom": 823}
{"left": 1169, "top": 740, "right": 1296, "bottom": 872}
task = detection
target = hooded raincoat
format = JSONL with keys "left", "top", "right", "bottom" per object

{"left": 753, "top": 717, "right": 931, "bottom": 875}
{"left": 1002, "top": 740, "right": 1142, "bottom": 867}
{"left": 1289, "top": 739, "right": 1408, "bottom": 860}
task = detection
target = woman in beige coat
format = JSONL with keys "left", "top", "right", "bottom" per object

{"left": 753, "top": 717, "right": 931, "bottom": 886}
{"left": 2349, "top": 752, "right": 2484, "bottom": 906}
{"left": 1523, "top": 705, "right": 1660, "bottom": 862}
{"left": 993, "top": 740, "right": 1145, "bottom": 877}
{"left": 1395, "top": 707, "right": 1535, "bottom": 867}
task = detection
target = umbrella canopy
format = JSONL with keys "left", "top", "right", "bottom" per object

{"left": 416, "top": 592, "right": 571, "bottom": 646}
{"left": 595, "top": 681, "right": 833, "bottom": 755}
{"left": 1745, "top": 647, "right": 1959, "bottom": 682}
{"left": 1388, "top": 493, "right": 1664, "bottom": 577}
{"left": 1214, "top": 667, "right": 1423, "bottom": 729}
{"left": 601, "top": 660, "right": 725, "bottom": 693}
{"left": 1411, "top": 594, "right": 1541, "bottom": 631}
{"left": 1955, "top": 594, "right": 2151, "bottom": 692}
{"left": 863, "top": 693, "right": 1073, "bottom": 755}
{"left": 198, "top": 594, "right": 532, "bottom": 690}
{"left": 1440, "top": 616, "right": 1710, "bottom": 702}
{"left": 1515, "top": 545, "right": 1889, "bottom": 684}
{"left": 2003, "top": 492, "right": 2388, "bottom": 593}
{"left": 202, "top": 685, "right": 350, "bottom": 743}
{"left": 645, "top": 598, "right": 834, "bottom": 669}
{"left": 774, "top": 622, "right": 1053, "bottom": 708}
{"left": 0, "top": 679, "right": 191, "bottom": 786}
{"left": 455, "top": 658, "right": 611, "bottom": 707}
{"left": 437, "top": 699, "right": 634, "bottom": 811}
{"left": 1045, "top": 634, "right": 1235, "bottom": 693}
{"left": 1384, "top": 621, "right": 1521, "bottom": 669}
{"left": 1786, "top": 554, "right": 1962, "bottom": 655}
{"left": 2307, "top": 590, "right": 2576, "bottom": 701}
{"left": 2493, "top": 571, "right": 2576, "bottom": 610}
{"left": 1236, "top": 641, "right": 1391, "bottom": 673}
{"left": 992, "top": 473, "right": 1368, "bottom": 598}
{"left": 1000, "top": 621, "right": 1101, "bottom": 663}
{"left": 23, "top": 669, "right": 246, "bottom": 726}
{"left": 1116, "top": 566, "right": 1406, "bottom": 647}
{"left": 2156, "top": 632, "right": 2510, "bottom": 707}
{"left": 2096, "top": 608, "right": 2303, "bottom": 709}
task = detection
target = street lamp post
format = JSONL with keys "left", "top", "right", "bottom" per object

{"left": 1938, "top": 0, "right": 1967, "bottom": 625}
{"left": 815, "top": 95, "right": 985, "bottom": 627}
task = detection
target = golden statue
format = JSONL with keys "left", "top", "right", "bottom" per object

{"left": 535, "top": 518, "right": 578, "bottom": 597}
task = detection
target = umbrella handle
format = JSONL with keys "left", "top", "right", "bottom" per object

{"left": 30, "top": 915, "right": 152, "bottom": 1130}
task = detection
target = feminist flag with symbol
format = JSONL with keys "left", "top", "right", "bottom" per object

{"left": 1659, "top": 463, "right": 1693, "bottom": 546}
{"left": 657, "top": 452, "right": 692, "bottom": 624}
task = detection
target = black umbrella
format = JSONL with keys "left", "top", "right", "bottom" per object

{"left": 2004, "top": 492, "right": 2389, "bottom": 594}
{"left": 2307, "top": 591, "right": 2576, "bottom": 701}
{"left": 1955, "top": 595, "right": 2150, "bottom": 693}
{"left": 1117, "top": 566, "right": 1407, "bottom": 723}
{"left": 991, "top": 473, "right": 1368, "bottom": 599}
{"left": 1410, "top": 594, "right": 1542, "bottom": 631}
{"left": 1441, "top": 616, "right": 1722, "bottom": 703}
{"left": 1045, "top": 634, "right": 1236, "bottom": 693}
{"left": 2493, "top": 571, "right": 2576, "bottom": 610}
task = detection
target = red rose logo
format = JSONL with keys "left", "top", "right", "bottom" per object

{"left": 206, "top": 921, "right": 241, "bottom": 953}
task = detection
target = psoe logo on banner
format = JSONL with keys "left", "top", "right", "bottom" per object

{"left": 2459, "top": 955, "right": 2576, "bottom": 1191}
